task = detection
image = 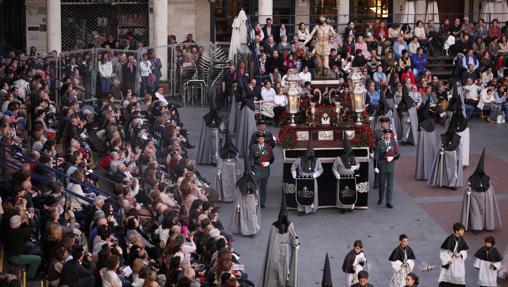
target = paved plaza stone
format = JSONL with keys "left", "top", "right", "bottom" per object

{"left": 180, "top": 105, "right": 508, "bottom": 287}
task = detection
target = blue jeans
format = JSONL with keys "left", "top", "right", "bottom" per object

{"left": 100, "top": 77, "right": 110, "bottom": 95}
{"left": 465, "top": 104, "right": 477, "bottom": 119}
{"left": 502, "top": 102, "right": 508, "bottom": 119}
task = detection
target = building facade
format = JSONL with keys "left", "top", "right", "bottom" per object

{"left": 0, "top": 0, "right": 489, "bottom": 54}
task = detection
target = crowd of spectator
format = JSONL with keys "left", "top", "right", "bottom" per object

{"left": 249, "top": 17, "right": 508, "bottom": 124}
{"left": 0, "top": 33, "right": 254, "bottom": 287}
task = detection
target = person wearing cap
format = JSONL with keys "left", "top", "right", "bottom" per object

{"left": 249, "top": 132, "right": 274, "bottom": 208}
{"left": 372, "top": 116, "right": 391, "bottom": 189}
{"left": 374, "top": 128, "right": 400, "bottom": 208}
{"left": 473, "top": 236, "right": 502, "bottom": 287}
{"left": 438, "top": 223, "right": 468, "bottom": 287}
{"left": 249, "top": 117, "right": 276, "bottom": 148}
{"left": 4, "top": 214, "right": 42, "bottom": 280}
{"left": 460, "top": 148, "right": 502, "bottom": 233}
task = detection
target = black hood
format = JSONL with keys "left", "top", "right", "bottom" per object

{"left": 468, "top": 147, "right": 490, "bottom": 192}
{"left": 236, "top": 157, "right": 257, "bottom": 195}
{"left": 341, "top": 131, "right": 356, "bottom": 169}
{"left": 220, "top": 130, "right": 238, "bottom": 159}
{"left": 300, "top": 133, "right": 316, "bottom": 172}
{"left": 322, "top": 253, "right": 333, "bottom": 287}
{"left": 418, "top": 99, "right": 435, "bottom": 132}
{"left": 399, "top": 88, "right": 414, "bottom": 111}
{"left": 273, "top": 190, "right": 290, "bottom": 234}
{"left": 441, "top": 126, "right": 461, "bottom": 151}
{"left": 448, "top": 81, "right": 468, "bottom": 132}
{"left": 203, "top": 95, "right": 222, "bottom": 128}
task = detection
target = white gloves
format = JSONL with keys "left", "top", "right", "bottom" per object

{"left": 217, "top": 172, "right": 221, "bottom": 178}
{"left": 406, "top": 118, "right": 411, "bottom": 123}
{"left": 387, "top": 156, "right": 394, "bottom": 162}
{"left": 374, "top": 167, "right": 380, "bottom": 173}
{"left": 312, "top": 172, "right": 319, "bottom": 178}
{"left": 292, "top": 171, "right": 297, "bottom": 179}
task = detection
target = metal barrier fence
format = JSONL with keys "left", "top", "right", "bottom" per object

{"left": 23, "top": 42, "right": 232, "bottom": 107}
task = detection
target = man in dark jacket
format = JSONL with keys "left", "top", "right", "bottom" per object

{"left": 59, "top": 246, "right": 95, "bottom": 287}
{"left": 122, "top": 56, "right": 137, "bottom": 93}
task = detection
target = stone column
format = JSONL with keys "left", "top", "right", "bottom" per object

{"left": 153, "top": 0, "right": 168, "bottom": 81}
{"left": 338, "top": 0, "right": 350, "bottom": 33}
{"left": 258, "top": 0, "right": 273, "bottom": 24}
{"left": 46, "top": 0, "right": 62, "bottom": 53}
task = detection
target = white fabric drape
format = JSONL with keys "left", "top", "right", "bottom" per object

{"left": 425, "top": 1, "right": 440, "bottom": 24}
{"left": 481, "top": 0, "right": 508, "bottom": 24}
{"left": 228, "top": 9, "right": 250, "bottom": 61}
{"left": 401, "top": 0, "right": 416, "bottom": 28}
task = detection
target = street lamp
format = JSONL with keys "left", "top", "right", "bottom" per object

{"left": 349, "top": 68, "right": 366, "bottom": 126}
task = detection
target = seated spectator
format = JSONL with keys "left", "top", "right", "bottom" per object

{"left": 408, "top": 36, "right": 421, "bottom": 55}
{"left": 298, "top": 66, "right": 312, "bottom": 83}
{"left": 399, "top": 49, "right": 412, "bottom": 72}
{"left": 461, "top": 64, "right": 479, "bottom": 82}
{"left": 260, "top": 80, "right": 276, "bottom": 102}
{"left": 463, "top": 77, "right": 483, "bottom": 118}
{"left": 488, "top": 19, "right": 502, "bottom": 40}
{"left": 265, "top": 50, "right": 283, "bottom": 74}
{"left": 401, "top": 24, "right": 413, "bottom": 41}
{"left": 388, "top": 23, "right": 401, "bottom": 43}
{"left": 473, "top": 36, "right": 486, "bottom": 56}
{"left": 354, "top": 36, "right": 369, "bottom": 56}
{"left": 273, "top": 89, "right": 288, "bottom": 121}
{"left": 401, "top": 67, "right": 417, "bottom": 85}
{"left": 59, "top": 246, "right": 95, "bottom": 287}
{"left": 4, "top": 214, "right": 42, "bottom": 280}
{"left": 414, "top": 21, "right": 428, "bottom": 46}
{"left": 476, "top": 19, "right": 489, "bottom": 41}
{"left": 410, "top": 47, "right": 427, "bottom": 79}
{"left": 263, "top": 36, "right": 277, "bottom": 57}
{"left": 296, "top": 22, "right": 310, "bottom": 43}
{"left": 372, "top": 65, "right": 387, "bottom": 86}
{"left": 366, "top": 82, "right": 380, "bottom": 112}
{"left": 352, "top": 49, "right": 367, "bottom": 67}
{"left": 393, "top": 36, "right": 409, "bottom": 61}
{"left": 460, "top": 16, "right": 476, "bottom": 39}
{"left": 488, "top": 37, "right": 500, "bottom": 56}
{"left": 478, "top": 87, "right": 503, "bottom": 123}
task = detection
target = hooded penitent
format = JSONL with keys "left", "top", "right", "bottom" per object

{"left": 441, "top": 121, "right": 461, "bottom": 151}
{"left": 203, "top": 95, "right": 223, "bottom": 128}
{"left": 273, "top": 190, "right": 290, "bottom": 234}
{"left": 375, "top": 85, "right": 390, "bottom": 116}
{"left": 300, "top": 133, "right": 317, "bottom": 172}
{"left": 341, "top": 131, "right": 356, "bottom": 169}
{"left": 236, "top": 156, "right": 258, "bottom": 195}
{"left": 468, "top": 147, "right": 490, "bottom": 192}
{"left": 418, "top": 99, "right": 435, "bottom": 132}
{"left": 220, "top": 130, "right": 239, "bottom": 159}
{"left": 448, "top": 82, "right": 468, "bottom": 132}
{"left": 322, "top": 253, "right": 333, "bottom": 287}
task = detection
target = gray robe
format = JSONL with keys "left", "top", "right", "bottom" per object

{"left": 216, "top": 157, "right": 241, "bottom": 202}
{"left": 229, "top": 187, "right": 261, "bottom": 236}
{"left": 460, "top": 185, "right": 502, "bottom": 231}
{"left": 260, "top": 223, "right": 299, "bottom": 287}
{"left": 401, "top": 106, "right": 418, "bottom": 144}
{"left": 227, "top": 96, "right": 241, "bottom": 136}
{"left": 415, "top": 129, "right": 438, "bottom": 181}
{"left": 236, "top": 107, "right": 257, "bottom": 158}
{"left": 196, "top": 123, "right": 221, "bottom": 165}
{"left": 388, "top": 95, "right": 403, "bottom": 140}
{"left": 427, "top": 146, "right": 464, "bottom": 188}
{"left": 291, "top": 158, "right": 324, "bottom": 214}
{"left": 332, "top": 156, "right": 360, "bottom": 209}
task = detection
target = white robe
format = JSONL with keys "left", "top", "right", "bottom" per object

{"left": 458, "top": 127, "right": 470, "bottom": 167}
{"left": 345, "top": 252, "right": 367, "bottom": 286}
{"left": 473, "top": 258, "right": 501, "bottom": 287}
{"left": 390, "top": 259, "right": 415, "bottom": 287}
{"left": 438, "top": 248, "right": 467, "bottom": 285}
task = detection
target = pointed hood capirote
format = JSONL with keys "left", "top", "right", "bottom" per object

{"left": 322, "top": 253, "right": 333, "bottom": 287}
{"left": 203, "top": 95, "right": 223, "bottom": 128}
{"left": 341, "top": 131, "right": 356, "bottom": 169}
{"left": 220, "top": 130, "right": 239, "bottom": 159}
{"left": 273, "top": 190, "right": 290, "bottom": 234}
{"left": 300, "top": 133, "right": 316, "bottom": 172}
{"left": 418, "top": 99, "right": 435, "bottom": 132}
{"left": 468, "top": 147, "right": 490, "bottom": 192}
{"left": 236, "top": 156, "right": 257, "bottom": 195}
{"left": 448, "top": 81, "right": 468, "bottom": 132}
{"left": 441, "top": 124, "right": 461, "bottom": 151}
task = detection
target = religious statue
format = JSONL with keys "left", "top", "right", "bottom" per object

{"left": 304, "top": 16, "right": 337, "bottom": 79}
